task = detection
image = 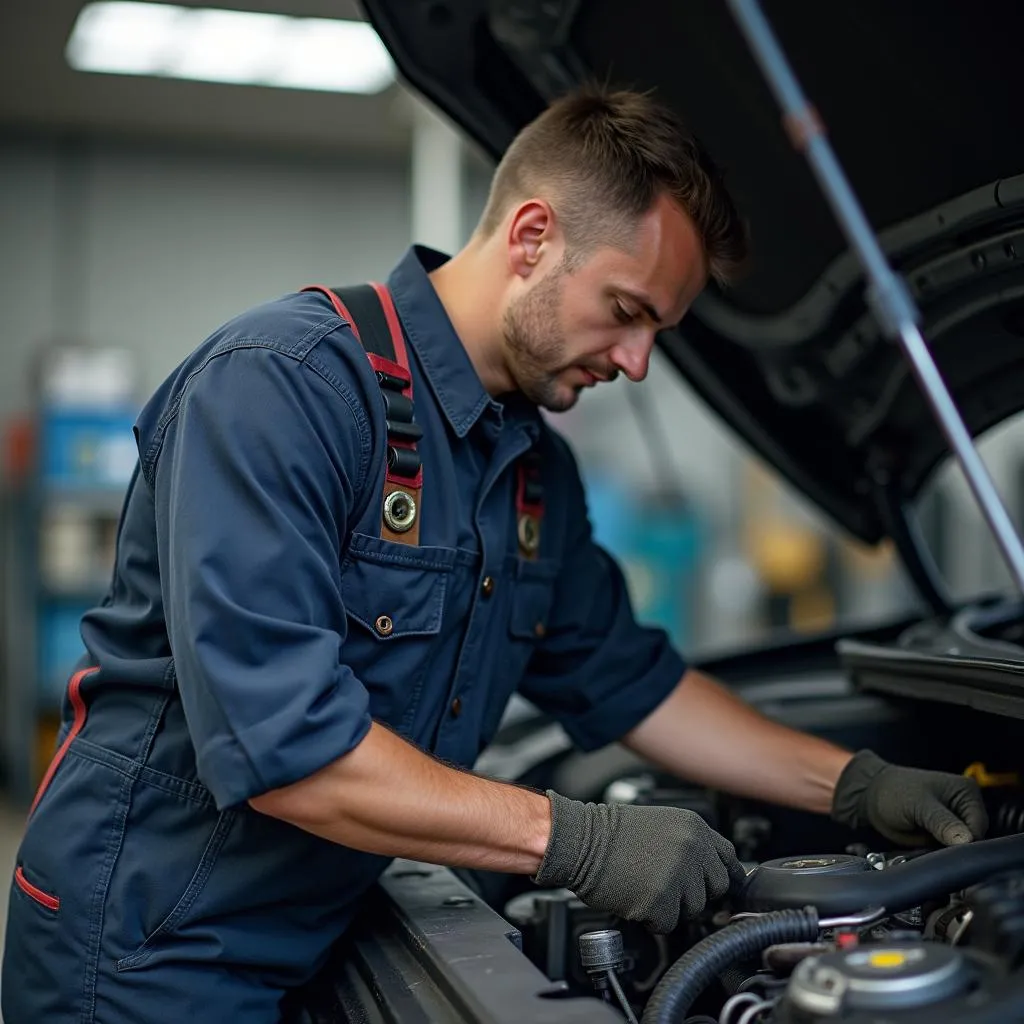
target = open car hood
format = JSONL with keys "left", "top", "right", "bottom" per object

{"left": 362, "top": 0, "right": 1024, "bottom": 545}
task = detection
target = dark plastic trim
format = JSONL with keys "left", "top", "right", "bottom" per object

{"left": 301, "top": 860, "right": 623, "bottom": 1023}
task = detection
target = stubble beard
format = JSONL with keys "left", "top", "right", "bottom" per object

{"left": 502, "top": 266, "right": 578, "bottom": 413}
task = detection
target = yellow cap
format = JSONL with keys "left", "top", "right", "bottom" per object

{"left": 868, "top": 951, "right": 907, "bottom": 969}
{"left": 964, "top": 762, "right": 1019, "bottom": 787}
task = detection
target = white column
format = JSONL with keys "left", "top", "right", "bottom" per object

{"left": 410, "top": 97, "right": 465, "bottom": 254}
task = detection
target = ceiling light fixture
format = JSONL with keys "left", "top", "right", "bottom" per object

{"left": 65, "top": 1, "right": 397, "bottom": 94}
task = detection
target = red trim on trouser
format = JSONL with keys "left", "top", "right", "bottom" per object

{"left": 14, "top": 866, "right": 59, "bottom": 911}
{"left": 29, "top": 666, "right": 98, "bottom": 816}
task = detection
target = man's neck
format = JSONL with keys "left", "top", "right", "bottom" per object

{"left": 428, "top": 242, "right": 513, "bottom": 397}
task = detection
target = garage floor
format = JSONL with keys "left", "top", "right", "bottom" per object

{"left": 0, "top": 798, "right": 27, "bottom": 1019}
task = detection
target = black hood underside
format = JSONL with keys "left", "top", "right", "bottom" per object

{"left": 363, "top": 0, "right": 1024, "bottom": 544}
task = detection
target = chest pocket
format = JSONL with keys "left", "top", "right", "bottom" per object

{"left": 340, "top": 532, "right": 458, "bottom": 734}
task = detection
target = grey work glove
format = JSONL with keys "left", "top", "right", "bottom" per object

{"left": 832, "top": 750, "right": 989, "bottom": 847}
{"left": 534, "top": 790, "right": 747, "bottom": 934}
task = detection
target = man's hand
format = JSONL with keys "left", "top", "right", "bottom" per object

{"left": 831, "top": 750, "right": 989, "bottom": 847}
{"left": 534, "top": 791, "right": 747, "bottom": 934}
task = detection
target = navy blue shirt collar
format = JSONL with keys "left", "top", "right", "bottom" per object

{"left": 387, "top": 245, "right": 540, "bottom": 441}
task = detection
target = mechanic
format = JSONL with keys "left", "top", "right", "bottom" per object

{"left": 2, "top": 87, "right": 988, "bottom": 1024}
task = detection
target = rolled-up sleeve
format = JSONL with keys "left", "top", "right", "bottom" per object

{"left": 150, "top": 344, "right": 374, "bottom": 809}
{"left": 518, "top": 438, "right": 686, "bottom": 751}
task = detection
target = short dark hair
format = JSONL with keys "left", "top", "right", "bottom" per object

{"left": 477, "top": 86, "right": 748, "bottom": 285}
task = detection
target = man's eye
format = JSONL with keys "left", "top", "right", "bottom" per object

{"left": 613, "top": 303, "right": 635, "bottom": 324}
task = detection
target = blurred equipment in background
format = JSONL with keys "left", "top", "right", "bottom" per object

{"left": 584, "top": 474, "right": 703, "bottom": 652}
{"left": 573, "top": 378, "right": 706, "bottom": 651}
{"left": 1, "top": 344, "right": 138, "bottom": 803}
{"left": 742, "top": 463, "right": 835, "bottom": 636}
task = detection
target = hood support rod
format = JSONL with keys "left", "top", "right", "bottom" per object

{"left": 724, "top": 0, "right": 1024, "bottom": 596}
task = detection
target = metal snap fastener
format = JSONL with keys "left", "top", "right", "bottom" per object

{"left": 517, "top": 513, "right": 540, "bottom": 554}
{"left": 534, "top": 621, "right": 546, "bottom": 638}
{"left": 480, "top": 575, "right": 495, "bottom": 597}
{"left": 384, "top": 490, "right": 417, "bottom": 533}
{"left": 375, "top": 615, "right": 394, "bottom": 637}
{"left": 450, "top": 696, "right": 463, "bottom": 718}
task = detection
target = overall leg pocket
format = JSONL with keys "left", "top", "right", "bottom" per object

{"left": 111, "top": 782, "right": 236, "bottom": 972}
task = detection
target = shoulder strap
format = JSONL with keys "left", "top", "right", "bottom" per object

{"left": 300, "top": 280, "right": 545, "bottom": 559}
{"left": 300, "top": 282, "right": 423, "bottom": 546}
{"left": 327, "top": 283, "right": 398, "bottom": 362}
{"left": 516, "top": 449, "right": 544, "bottom": 560}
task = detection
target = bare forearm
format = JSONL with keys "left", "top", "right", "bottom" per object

{"left": 623, "top": 670, "right": 853, "bottom": 814}
{"left": 249, "top": 722, "right": 552, "bottom": 873}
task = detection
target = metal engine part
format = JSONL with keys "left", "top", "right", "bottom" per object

{"left": 965, "top": 870, "right": 1024, "bottom": 969}
{"left": 759, "top": 855, "right": 873, "bottom": 877}
{"left": 775, "top": 941, "right": 979, "bottom": 1021}
{"left": 578, "top": 929, "right": 626, "bottom": 974}
{"left": 504, "top": 888, "right": 607, "bottom": 986}
{"left": 504, "top": 887, "right": 679, "bottom": 1001}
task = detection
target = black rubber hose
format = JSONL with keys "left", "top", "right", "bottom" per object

{"left": 640, "top": 908, "right": 819, "bottom": 1024}
{"left": 741, "top": 832, "right": 1024, "bottom": 916}
{"left": 717, "top": 964, "right": 749, "bottom": 995}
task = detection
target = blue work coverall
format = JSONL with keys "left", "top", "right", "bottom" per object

{"left": 1, "top": 246, "right": 685, "bottom": 1023}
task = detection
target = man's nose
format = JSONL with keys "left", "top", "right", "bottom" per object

{"left": 609, "top": 331, "right": 655, "bottom": 382}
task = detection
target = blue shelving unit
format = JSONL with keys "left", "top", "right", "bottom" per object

{"left": 584, "top": 471, "right": 704, "bottom": 652}
{"left": 2, "top": 390, "right": 137, "bottom": 805}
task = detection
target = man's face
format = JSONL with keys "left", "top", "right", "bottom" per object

{"left": 502, "top": 193, "right": 708, "bottom": 412}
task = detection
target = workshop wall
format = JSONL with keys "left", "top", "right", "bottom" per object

{"left": 0, "top": 137, "right": 419, "bottom": 420}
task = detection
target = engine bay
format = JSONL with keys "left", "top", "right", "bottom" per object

{"left": 503, "top": 770, "right": 1024, "bottom": 1024}
{"left": 311, "top": 679, "right": 1024, "bottom": 1024}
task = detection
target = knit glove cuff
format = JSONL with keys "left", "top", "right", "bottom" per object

{"left": 830, "top": 749, "right": 889, "bottom": 829}
{"left": 534, "top": 790, "right": 590, "bottom": 887}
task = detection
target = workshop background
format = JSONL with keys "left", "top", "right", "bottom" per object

{"left": 1, "top": 0, "right": 1024, "bottom": 989}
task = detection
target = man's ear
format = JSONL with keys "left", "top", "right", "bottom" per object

{"left": 507, "top": 200, "right": 558, "bottom": 279}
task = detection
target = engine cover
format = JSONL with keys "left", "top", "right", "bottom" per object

{"left": 740, "top": 854, "right": 873, "bottom": 911}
